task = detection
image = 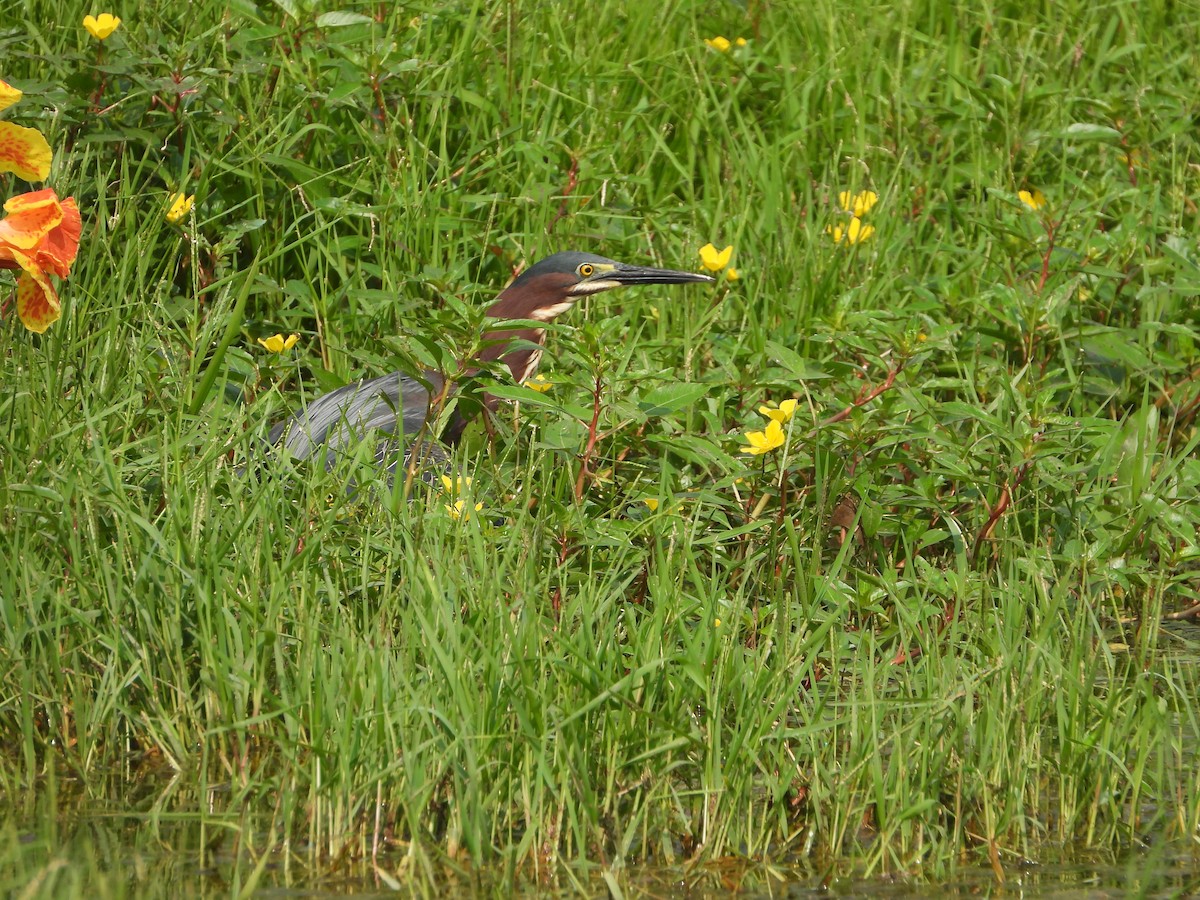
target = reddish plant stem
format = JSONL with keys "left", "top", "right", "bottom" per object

{"left": 574, "top": 371, "right": 604, "bottom": 502}
{"left": 971, "top": 459, "right": 1034, "bottom": 560}
{"left": 547, "top": 156, "right": 579, "bottom": 234}
{"left": 808, "top": 361, "right": 904, "bottom": 435}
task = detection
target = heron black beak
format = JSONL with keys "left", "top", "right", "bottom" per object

{"left": 610, "top": 264, "right": 716, "bottom": 286}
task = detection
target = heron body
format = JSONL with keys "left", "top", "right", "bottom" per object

{"left": 266, "top": 252, "right": 713, "bottom": 482}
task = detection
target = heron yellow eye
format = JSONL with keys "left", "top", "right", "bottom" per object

{"left": 578, "top": 263, "right": 595, "bottom": 277}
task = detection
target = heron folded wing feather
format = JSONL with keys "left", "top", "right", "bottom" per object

{"left": 270, "top": 370, "right": 444, "bottom": 467}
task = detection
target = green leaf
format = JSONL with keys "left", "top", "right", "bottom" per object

{"left": 765, "top": 340, "right": 831, "bottom": 379}
{"left": 485, "top": 384, "right": 560, "bottom": 409}
{"left": 316, "top": 11, "right": 374, "bottom": 27}
{"left": 636, "top": 383, "right": 709, "bottom": 416}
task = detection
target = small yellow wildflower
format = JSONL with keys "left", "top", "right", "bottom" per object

{"left": 725, "top": 267, "right": 740, "bottom": 282}
{"left": 445, "top": 498, "right": 483, "bottom": 521}
{"left": 838, "top": 190, "right": 878, "bottom": 217}
{"left": 699, "top": 243, "right": 733, "bottom": 272}
{"left": 705, "top": 36, "right": 732, "bottom": 52}
{"left": 641, "top": 497, "right": 660, "bottom": 512}
{"left": 1018, "top": 189, "right": 1046, "bottom": 211}
{"left": 715, "top": 618, "right": 722, "bottom": 628}
{"left": 735, "top": 38, "right": 747, "bottom": 47}
{"left": 523, "top": 374, "right": 553, "bottom": 392}
{"left": 440, "top": 474, "right": 473, "bottom": 494}
{"left": 758, "top": 398, "right": 797, "bottom": 424}
{"left": 827, "top": 217, "right": 875, "bottom": 245}
{"left": 439, "top": 474, "right": 482, "bottom": 520}
{"left": 166, "top": 193, "right": 194, "bottom": 224}
{"left": 83, "top": 13, "right": 121, "bottom": 40}
{"left": 258, "top": 333, "right": 299, "bottom": 353}
{"left": 742, "top": 418, "right": 785, "bottom": 455}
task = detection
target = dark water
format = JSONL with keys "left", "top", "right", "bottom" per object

{"left": 3, "top": 781, "right": 1197, "bottom": 898}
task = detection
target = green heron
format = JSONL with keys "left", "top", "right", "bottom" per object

{"left": 266, "top": 251, "right": 714, "bottom": 482}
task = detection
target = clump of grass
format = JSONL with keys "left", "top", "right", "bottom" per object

{"left": 2, "top": 0, "right": 1199, "bottom": 894}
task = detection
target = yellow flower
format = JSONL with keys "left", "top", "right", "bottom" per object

{"left": 1018, "top": 189, "right": 1046, "bottom": 211}
{"left": 166, "top": 193, "right": 194, "bottom": 224}
{"left": 758, "top": 398, "right": 797, "bottom": 424}
{"left": 827, "top": 217, "right": 874, "bottom": 245}
{"left": 641, "top": 497, "right": 660, "bottom": 512}
{"left": 705, "top": 36, "right": 732, "bottom": 52}
{"left": 735, "top": 38, "right": 747, "bottom": 47}
{"left": 725, "top": 267, "right": 740, "bottom": 282}
{"left": 83, "top": 13, "right": 121, "bottom": 40}
{"left": 445, "top": 498, "right": 483, "bottom": 521}
{"left": 714, "top": 617, "right": 722, "bottom": 627}
{"left": 699, "top": 242, "right": 733, "bottom": 272}
{"left": 440, "top": 474, "right": 473, "bottom": 495}
{"left": 523, "top": 374, "right": 553, "bottom": 392}
{"left": 0, "top": 79, "right": 53, "bottom": 181}
{"left": 838, "top": 190, "right": 878, "bottom": 217}
{"left": 257, "top": 333, "right": 299, "bottom": 353}
{"left": 742, "top": 418, "right": 785, "bottom": 455}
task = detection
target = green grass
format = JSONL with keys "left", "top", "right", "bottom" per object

{"left": 3, "top": 0, "right": 1200, "bottom": 894}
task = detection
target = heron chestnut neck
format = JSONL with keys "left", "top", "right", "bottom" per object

{"left": 471, "top": 251, "right": 714, "bottom": 386}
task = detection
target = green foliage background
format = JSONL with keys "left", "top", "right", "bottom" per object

{"left": 2, "top": 0, "right": 1199, "bottom": 893}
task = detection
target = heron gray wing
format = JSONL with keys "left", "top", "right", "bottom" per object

{"left": 269, "top": 370, "right": 446, "bottom": 468}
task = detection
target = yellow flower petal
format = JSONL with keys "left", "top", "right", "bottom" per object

{"left": 523, "top": 374, "right": 553, "bottom": 392}
{"left": 0, "top": 79, "right": 22, "bottom": 113}
{"left": 642, "top": 497, "right": 660, "bottom": 512}
{"left": 699, "top": 242, "right": 733, "bottom": 271}
{"left": 704, "top": 36, "right": 732, "bottom": 52}
{"left": 838, "top": 190, "right": 878, "bottom": 217}
{"left": 83, "top": 13, "right": 121, "bottom": 41}
{"left": 439, "top": 474, "right": 473, "bottom": 495}
{"left": 0, "top": 122, "right": 53, "bottom": 182}
{"left": 1018, "top": 189, "right": 1046, "bottom": 211}
{"left": 848, "top": 218, "right": 874, "bottom": 243}
{"left": 758, "top": 398, "right": 798, "bottom": 424}
{"left": 258, "top": 333, "right": 300, "bottom": 353}
{"left": 829, "top": 217, "right": 874, "bottom": 245}
{"left": 725, "top": 267, "right": 739, "bottom": 282}
{"left": 734, "top": 37, "right": 747, "bottom": 47}
{"left": 742, "top": 418, "right": 786, "bottom": 455}
{"left": 445, "top": 498, "right": 483, "bottom": 521}
{"left": 166, "top": 193, "right": 194, "bottom": 224}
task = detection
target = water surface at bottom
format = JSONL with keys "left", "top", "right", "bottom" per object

{"left": 2, "top": 773, "right": 1197, "bottom": 898}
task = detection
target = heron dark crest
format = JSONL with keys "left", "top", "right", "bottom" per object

{"left": 265, "top": 251, "right": 714, "bottom": 484}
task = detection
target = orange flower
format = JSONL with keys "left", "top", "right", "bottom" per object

{"left": 0, "top": 189, "right": 82, "bottom": 333}
{"left": 0, "top": 78, "right": 53, "bottom": 181}
{"left": 0, "top": 78, "right": 22, "bottom": 112}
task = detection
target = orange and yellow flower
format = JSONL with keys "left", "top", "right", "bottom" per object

{"left": 0, "top": 189, "right": 82, "bottom": 333}
{"left": 0, "top": 78, "right": 53, "bottom": 182}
